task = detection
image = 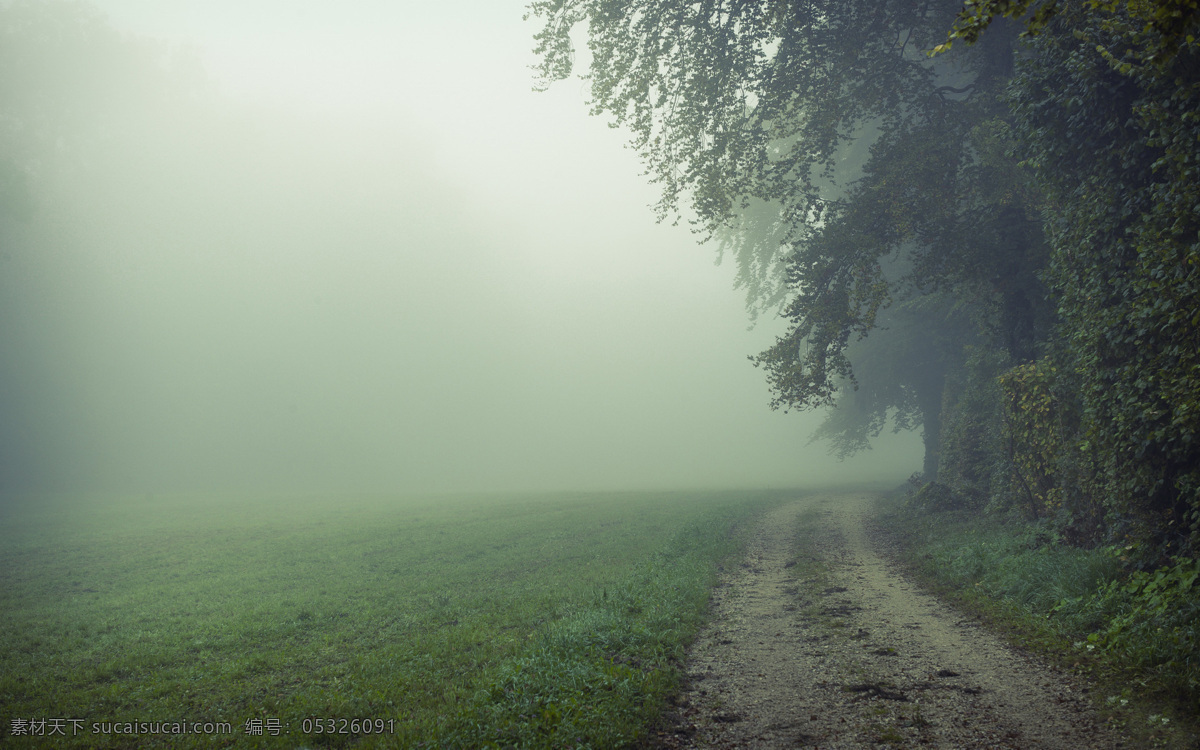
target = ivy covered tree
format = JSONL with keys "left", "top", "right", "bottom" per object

{"left": 1003, "top": 3, "right": 1200, "bottom": 556}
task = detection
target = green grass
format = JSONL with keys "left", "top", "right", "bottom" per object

{"left": 0, "top": 489, "right": 790, "bottom": 748}
{"left": 876, "top": 491, "right": 1200, "bottom": 749}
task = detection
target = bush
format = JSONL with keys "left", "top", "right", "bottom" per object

{"left": 1077, "top": 557, "right": 1200, "bottom": 700}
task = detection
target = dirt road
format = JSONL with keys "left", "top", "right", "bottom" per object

{"left": 657, "top": 492, "right": 1127, "bottom": 749}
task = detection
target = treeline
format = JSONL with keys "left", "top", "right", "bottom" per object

{"left": 529, "top": 0, "right": 1199, "bottom": 559}
{"left": 530, "top": 0, "right": 1198, "bottom": 699}
{"left": 0, "top": 0, "right": 205, "bottom": 211}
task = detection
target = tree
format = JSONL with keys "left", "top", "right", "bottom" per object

{"left": 1004, "top": 3, "right": 1200, "bottom": 555}
{"left": 807, "top": 294, "right": 977, "bottom": 481}
{"left": 938, "top": 0, "right": 1200, "bottom": 68}
{"left": 0, "top": 0, "right": 205, "bottom": 206}
{"left": 0, "top": 1, "right": 207, "bottom": 492}
{"left": 529, "top": 0, "right": 1047, "bottom": 477}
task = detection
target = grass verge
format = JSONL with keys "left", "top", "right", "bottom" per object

{"left": 873, "top": 489, "right": 1199, "bottom": 749}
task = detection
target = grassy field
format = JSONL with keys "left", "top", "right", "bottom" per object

{"left": 0, "top": 488, "right": 789, "bottom": 748}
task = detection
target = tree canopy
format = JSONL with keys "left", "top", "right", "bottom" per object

{"left": 529, "top": 0, "right": 1045, "bottom": 479}
{"left": 938, "top": 0, "right": 1200, "bottom": 67}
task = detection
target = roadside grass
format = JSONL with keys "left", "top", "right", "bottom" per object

{"left": 0, "top": 489, "right": 787, "bottom": 748}
{"left": 875, "top": 490, "right": 1200, "bottom": 749}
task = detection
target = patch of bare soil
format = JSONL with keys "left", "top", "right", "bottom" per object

{"left": 654, "top": 492, "right": 1128, "bottom": 749}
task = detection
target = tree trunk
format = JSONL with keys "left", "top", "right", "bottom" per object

{"left": 917, "top": 369, "right": 946, "bottom": 483}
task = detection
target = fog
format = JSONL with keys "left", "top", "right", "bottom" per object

{"left": 0, "top": 0, "right": 921, "bottom": 497}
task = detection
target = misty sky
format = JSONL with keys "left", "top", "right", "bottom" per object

{"left": 1, "top": 0, "right": 921, "bottom": 496}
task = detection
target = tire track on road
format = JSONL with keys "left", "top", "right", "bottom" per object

{"left": 656, "top": 492, "right": 1126, "bottom": 749}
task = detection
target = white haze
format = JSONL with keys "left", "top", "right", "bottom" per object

{"left": 0, "top": 0, "right": 921, "bottom": 496}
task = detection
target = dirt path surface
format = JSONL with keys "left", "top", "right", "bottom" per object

{"left": 656, "top": 492, "right": 1127, "bottom": 749}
